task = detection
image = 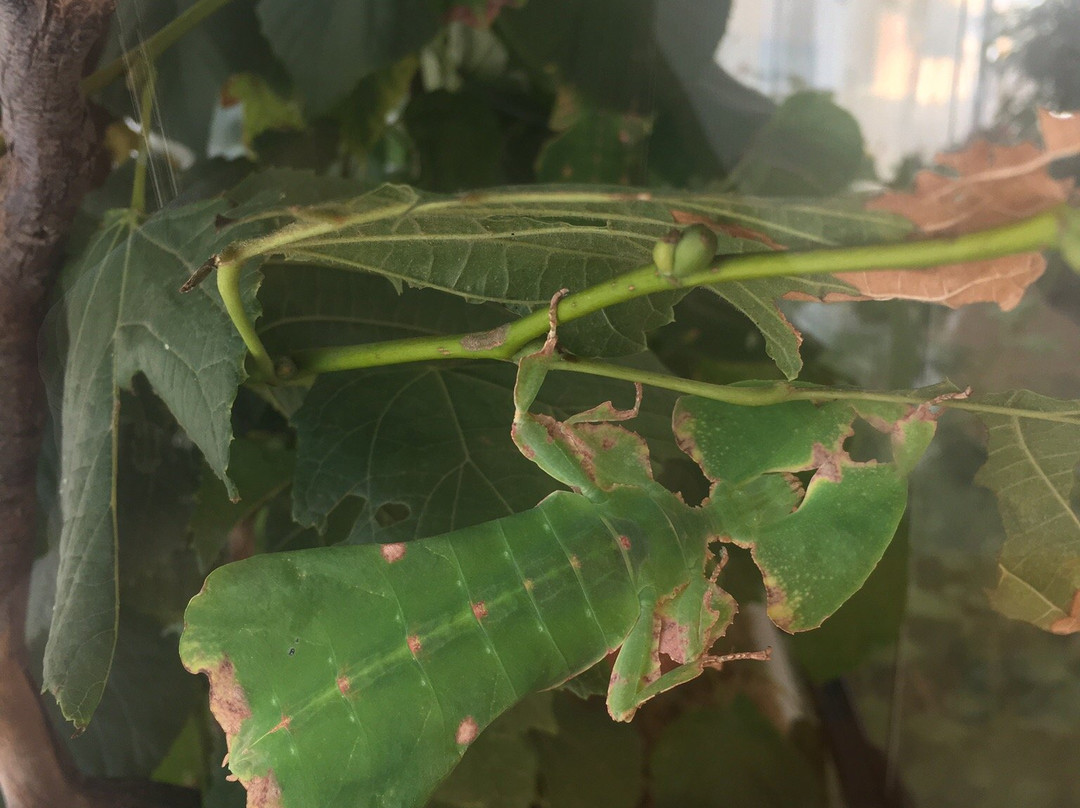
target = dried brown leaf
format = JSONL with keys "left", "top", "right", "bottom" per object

{"left": 787, "top": 109, "right": 1080, "bottom": 311}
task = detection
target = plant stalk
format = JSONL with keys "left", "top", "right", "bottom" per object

{"left": 546, "top": 357, "right": 1080, "bottom": 426}
{"left": 81, "top": 0, "right": 237, "bottom": 95}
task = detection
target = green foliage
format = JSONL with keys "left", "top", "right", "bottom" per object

{"left": 256, "top": 0, "right": 438, "bottom": 113}
{"left": 179, "top": 357, "right": 933, "bottom": 805}
{"left": 43, "top": 204, "right": 262, "bottom": 726}
{"left": 974, "top": 391, "right": 1080, "bottom": 631}
{"left": 32, "top": 3, "right": 1080, "bottom": 807}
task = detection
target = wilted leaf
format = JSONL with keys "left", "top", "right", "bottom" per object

{"left": 790, "top": 109, "right": 1080, "bottom": 310}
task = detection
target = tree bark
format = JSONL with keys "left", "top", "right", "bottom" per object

{"left": 0, "top": 2, "right": 193, "bottom": 807}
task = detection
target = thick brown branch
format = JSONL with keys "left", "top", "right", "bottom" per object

{"left": 0, "top": 2, "right": 191, "bottom": 807}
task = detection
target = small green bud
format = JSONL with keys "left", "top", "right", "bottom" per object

{"left": 671, "top": 224, "right": 718, "bottom": 278}
{"left": 653, "top": 229, "right": 679, "bottom": 275}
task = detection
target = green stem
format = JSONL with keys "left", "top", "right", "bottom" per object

{"left": 548, "top": 357, "right": 1080, "bottom": 426}
{"left": 217, "top": 260, "right": 275, "bottom": 380}
{"left": 129, "top": 69, "right": 156, "bottom": 215}
{"left": 280, "top": 207, "right": 1070, "bottom": 380}
{"left": 81, "top": 0, "right": 237, "bottom": 95}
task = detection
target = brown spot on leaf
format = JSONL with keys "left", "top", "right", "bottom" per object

{"left": 202, "top": 658, "right": 252, "bottom": 737}
{"left": 269, "top": 715, "right": 291, "bottom": 734}
{"left": 247, "top": 771, "right": 284, "bottom": 808}
{"left": 763, "top": 577, "right": 796, "bottom": 632}
{"left": 456, "top": 716, "right": 479, "bottom": 745}
{"left": 472, "top": 601, "right": 488, "bottom": 620}
{"left": 618, "top": 535, "right": 632, "bottom": 550}
{"left": 570, "top": 555, "right": 582, "bottom": 570}
{"left": 523, "top": 579, "right": 534, "bottom": 593}
{"left": 381, "top": 542, "right": 407, "bottom": 563}
{"left": 407, "top": 635, "right": 422, "bottom": 655}
{"left": 1051, "top": 590, "right": 1080, "bottom": 635}
{"left": 658, "top": 616, "right": 692, "bottom": 665}
{"left": 787, "top": 110, "right": 1080, "bottom": 312}
{"left": 337, "top": 676, "right": 351, "bottom": 695}
{"left": 810, "top": 443, "right": 846, "bottom": 483}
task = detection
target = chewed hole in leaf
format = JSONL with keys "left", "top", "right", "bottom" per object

{"left": 374, "top": 501, "right": 410, "bottom": 527}
{"left": 842, "top": 417, "right": 893, "bottom": 464}
{"left": 655, "top": 455, "right": 711, "bottom": 506}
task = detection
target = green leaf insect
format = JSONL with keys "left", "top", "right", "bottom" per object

{"left": 179, "top": 294, "right": 935, "bottom": 808}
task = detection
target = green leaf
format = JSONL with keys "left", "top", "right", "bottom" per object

{"left": 256, "top": 0, "right": 438, "bottom": 113}
{"left": 289, "top": 361, "right": 676, "bottom": 541}
{"left": 188, "top": 436, "right": 296, "bottom": 569}
{"left": 650, "top": 697, "right": 826, "bottom": 808}
{"left": 535, "top": 87, "right": 652, "bottom": 185}
{"left": 220, "top": 72, "right": 306, "bottom": 158}
{"left": 728, "top": 91, "right": 866, "bottom": 197}
{"left": 675, "top": 396, "right": 935, "bottom": 631}
{"left": 43, "top": 201, "right": 267, "bottom": 726}
{"left": 222, "top": 182, "right": 909, "bottom": 356}
{"left": 712, "top": 274, "right": 863, "bottom": 380}
{"left": 974, "top": 391, "right": 1080, "bottom": 631}
{"left": 403, "top": 89, "right": 507, "bottom": 192}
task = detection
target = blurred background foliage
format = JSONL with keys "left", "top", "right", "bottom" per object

{"left": 31, "top": 1, "right": 1080, "bottom": 806}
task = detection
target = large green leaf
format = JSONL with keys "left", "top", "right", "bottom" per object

{"left": 256, "top": 0, "right": 438, "bottom": 113}
{"left": 974, "top": 391, "right": 1080, "bottom": 631}
{"left": 289, "top": 362, "right": 675, "bottom": 543}
{"left": 43, "top": 202, "right": 267, "bottom": 726}
{"left": 215, "top": 182, "right": 909, "bottom": 357}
